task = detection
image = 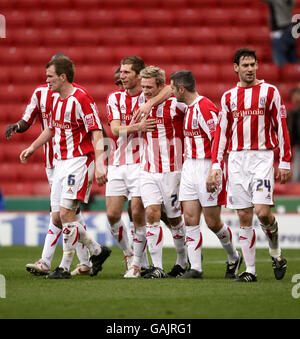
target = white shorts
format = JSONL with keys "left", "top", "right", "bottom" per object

{"left": 179, "top": 158, "right": 226, "bottom": 207}
{"left": 106, "top": 163, "right": 141, "bottom": 199}
{"left": 227, "top": 150, "right": 274, "bottom": 209}
{"left": 140, "top": 170, "right": 181, "bottom": 218}
{"left": 51, "top": 156, "right": 94, "bottom": 212}
{"left": 45, "top": 167, "right": 54, "bottom": 188}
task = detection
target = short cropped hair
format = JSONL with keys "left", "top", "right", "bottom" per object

{"left": 140, "top": 66, "right": 166, "bottom": 87}
{"left": 234, "top": 48, "right": 257, "bottom": 65}
{"left": 170, "top": 70, "right": 196, "bottom": 93}
{"left": 46, "top": 56, "right": 75, "bottom": 83}
{"left": 120, "top": 56, "right": 146, "bottom": 75}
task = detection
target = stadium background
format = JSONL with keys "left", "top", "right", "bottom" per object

{"left": 0, "top": 0, "right": 299, "bottom": 247}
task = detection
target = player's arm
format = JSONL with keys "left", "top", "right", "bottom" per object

{"left": 20, "top": 127, "right": 53, "bottom": 163}
{"left": 134, "top": 85, "right": 172, "bottom": 121}
{"left": 110, "top": 118, "right": 156, "bottom": 138}
{"left": 272, "top": 90, "right": 292, "bottom": 184}
{"left": 91, "top": 129, "right": 107, "bottom": 187}
{"left": 5, "top": 119, "right": 30, "bottom": 139}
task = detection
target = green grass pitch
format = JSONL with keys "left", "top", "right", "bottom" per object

{"left": 0, "top": 246, "right": 299, "bottom": 319}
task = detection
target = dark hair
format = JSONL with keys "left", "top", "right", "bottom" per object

{"left": 51, "top": 52, "right": 68, "bottom": 60}
{"left": 290, "top": 87, "right": 300, "bottom": 97}
{"left": 46, "top": 56, "right": 75, "bottom": 83}
{"left": 120, "top": 56, "right": 146, "bottom": 75}
{"left": 170, "top": 70, "right": 196, "bottom": 92}
{"left": 234, "top": 48, "right": 257, "bottom": 65}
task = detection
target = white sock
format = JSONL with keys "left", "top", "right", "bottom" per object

{"left": 132, "top": 225, "right": 147, "bottom": 268}
{"left": 60, "top": 222, "right": 80, "bottom": 271}
{"left": 215, "top": 225, "right": 239, "bottom": 263}
{"left": 129, "top": 221, "right": 135, "bottom": 246}
{"left": 110, "top": 219, "right": 133, "bottom": 257}
{"left": 77, "top": 222, "right": 101, "bottom": 256}
{"left": 185, "top": 225, "right": 202, "bottom": 272}
{"left": 146, "top": 223, "right": 163, "bottom": 269}
{"left": 169, "top": 221, "right": 187, "bottom": 269}
{"left": 41, "top": 220, "right": 62, "bottom": 268}
{"left": 260, "top": 219, "right": 281, "bottom": 258}
{"left": 75, "top": 213, "right": 91, "bottom": 267}
{"left": 239, "top": 226, "right": 256, "bottom": 275}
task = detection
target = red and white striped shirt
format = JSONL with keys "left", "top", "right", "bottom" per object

{"left": 183, "top": 96, "right": 219, "bottom": 159}
{"left": 106, "top": 89, "right": 145, "bottom": 166}
{"left": 21, "top": 83, "right": 95, "bottom": 168}
{"left": 212, "top": 81, "right": 292, "bottom": 169}
{"left": 22, "top": 84, "right": 56, "bottom": 168}
{"left": 142, "top": 97, "right": 186, "bottom": 173}
{"left": 50, "top": 87, "right": 102, "bottom": 160}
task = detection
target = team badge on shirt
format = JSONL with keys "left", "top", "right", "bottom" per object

{"left": 84, "top": 113, "right": 95, "bottom": 128}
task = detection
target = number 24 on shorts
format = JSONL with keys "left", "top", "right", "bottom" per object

{"left": 256, "top": 179, "right": 271, "bottom": 192}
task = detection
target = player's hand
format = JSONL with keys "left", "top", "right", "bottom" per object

{"left": 276, "top": 168, "right": 291, "bottom": 184}
{"left": 206, "top": 169, "right": 221, "bottom": 193}
{"left": 133, "top": 101, "right": 153, "bottom": 122}
{"left": 95, "top": 170, "right": 107, "bottom": 187}
{"left": 138, "top": 118, "right": 156, "bottom": 132}
{"left": 20, "top": 146, "right": 35, "bottom": 163}
{"left": 5, "top": 123, "right": 19, "bottom": 139}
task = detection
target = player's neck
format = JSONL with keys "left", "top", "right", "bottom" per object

{"left": 127, "top": 85, "right": 142, "bottom": 97}
{"left": 185, "top": 92, "right": 199, "bottom": 106}
{"left": 59, "top": 83, "right": 74, "bottom": 100}
{"left": 239, "top": 78, "right": 260, "bottom": 88}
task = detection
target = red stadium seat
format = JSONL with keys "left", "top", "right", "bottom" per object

{"left": 0, "top": 67, "right": 11, "bottom": 84}
{"left": 201, "top": 8, "right": 233, "bottom": 26}
{"left": 0, "top": 182, "right": 34, "bottom": 196}
{"left": 71, "top": 28, "right": 101, "bottom": 46}
{"left": 41, "top": 28, "right": 72, "bottom": 46}
{"left": 84, "top": 9, "right": 117, "bottom": 27}
{"left": 56, "top": 10, "right": 86, "bottom": 27}
{"left": 129, "top": 27, "right": 160, "bottom": 46}
{"left": 187, "top": 0, "right": 218, "bottom": 7}
{"left": 113, "top": 46, "right": 144, "bottom": 62}
{"left": 141, "top": 9, "right": 175, "bottom": 26}
{"left": 248, "top": 26, "right": 271, "bottom": 44}
{"left": 257, "top": 63, "right": 280, "bottom": 83}
{"left": 191, "top": 64, "right": 219, "bottom": 82}
{"left": 22, "top": 46, "right": 57, "bottom": 66}
{"left": 218, "top": 27, "right": 249, "bottom": 45}
{"left": 158, "top": 27, "right": 189, "bottom": 45}
{"left": 18, "top": 163, "right": 47, "bottom": 182}
{"left": 115, "top": 9, "right": 144, "bottom": 26}
{"left": 11, "top": 28, "right": 42, "bottom": 46}
{"left": 5, "top": 10, "right": 27, "bottom": 28}
{"left": 142, "top": 46, "right": 174, "bottom": 64}
{"left": 160, "top": 0, "right": 188, "bottom": 9}
{"left": 202, "top": 45, "right": 234, "bottom": 63}
{"left": 29, "top": 10, "right": 57, "bottom": 28}
{"left": 281, "top": 64, "right": 300, "bottom": 82}
{"left": 11, "top": 65, "right": 44, "bottom": 85}
{"left": 98, "top": 28, "right": 131, "bottom": 46}
{"left": 187, "top": 27, "right": 218, "bottom": 45}
{"left": 232, "top": 8, "right": 264, "bottom": 26}
{"left": 81, "top": 46, "right": 115, "bottom": 64}
{"left": 72, "top": 0, "right": 101, "bottom": 9}
{"left": 0, "top": 163, "right": 18, "bottom": 182}
{"left": 76, "top": 65, "right": 102, "bottom": 84}
{"left": 169, "top": 45, "right": 203, "bottom": 63}
{"left": 174, "top": 8, "right": 202, "bottom": 26}
{"left": 32, "top": 182, "right": 51, "bottom": 196}
{"left": 0, "top": 47, "right": 26, "bottom": 65}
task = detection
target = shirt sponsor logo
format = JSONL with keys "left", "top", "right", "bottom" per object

{"left": 232, "top": 108, "right": 264, "bottom": 118}
{"left": 280, "top": 105, "right": 287, "bottom": 118}
{"left": 52, "top": 121, "right": 71, "bottom": 129}
{"left": 183, "top": 130, "right": 201, "bottom": 136}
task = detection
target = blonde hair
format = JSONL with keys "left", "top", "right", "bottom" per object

{"left": 140, "top": 66, "right": 166, "bottom": 87}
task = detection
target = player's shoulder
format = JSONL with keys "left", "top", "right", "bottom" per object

{"left": 198, "top": 95, "right": 218, "bottom": 110}
{"left": 106, "top": 88, "right": 126, "bottom": 102}
{"left": 33, "top": 84, "right": 49, "bottom": 93}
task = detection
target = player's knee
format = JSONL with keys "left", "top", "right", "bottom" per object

{"left": 255, "top": 206, "right": 273, "bottom": 225}
{"left": 237, "top": 209, "right": 253, "bottom": 226}
{"left": 145, "top": 206, "right": 160, "bottom": 224}
{"left": 107, "top": 210, "right": 122, "bottom": 225}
